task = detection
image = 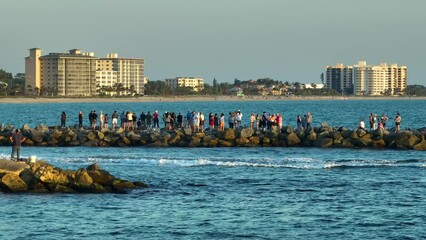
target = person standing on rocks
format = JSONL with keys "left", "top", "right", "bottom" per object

{"left": 395, "top": 112, "right": 402, "bottom": 133}
{"left": 307, "top": 112, "right": 312, "bottom": 128}
{"left": 78, "top": 111, "right": 84, "bottom": 128}
{"left": 92, "top": 110, "right": 98, "bottom": 130}
{"left": 60, "top": 111, "right": 66, "bottom": 128}
{"left": 9, "top": 129, "right": 26, "bottom": 161}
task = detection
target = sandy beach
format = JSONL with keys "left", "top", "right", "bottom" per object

{"left": 0, "top": 95, "right": 423, "bottom": 104}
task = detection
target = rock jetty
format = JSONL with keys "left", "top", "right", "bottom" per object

{"left": 0, "top": 159, "right": 148, "bottom": 193}
{"left": 1, "top": 123, "right": 426, "bottom": 150}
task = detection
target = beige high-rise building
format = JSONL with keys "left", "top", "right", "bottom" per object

{"left": 39, "top": 49, "right": 97, "bottom": 96}
{"left": 24, "top": 48, "right": 42, "bottom": 95}
{"left": 25, "top": 49, "right": 145, "bottom": 96}
{"left": 353, "top": 61, "right": 407, "bottom": 96}
{"left": 165, "top": 77, "right": 204, "bottom": 92}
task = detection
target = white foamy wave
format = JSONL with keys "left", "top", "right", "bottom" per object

{"left": 158, "top": 157, "right": 321, "bottom": 169}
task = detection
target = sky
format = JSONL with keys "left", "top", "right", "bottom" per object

{"left": 1, "top": 0, "right": 425, "bottom": 85}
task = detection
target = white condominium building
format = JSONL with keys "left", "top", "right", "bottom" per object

{"left": 354, "top": 61, "right": 407, "bottom": 96}
{"left": 99, "top": 53, "right": 145, "bottom": 95}
{"left": 165, "top": 77, "right": 204, "bottom": 92}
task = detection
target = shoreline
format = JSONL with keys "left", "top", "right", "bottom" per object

{"left": 0, "top": 95, "right": 425, "bottom": 104}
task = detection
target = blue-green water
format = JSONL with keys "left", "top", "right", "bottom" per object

{"left": 0, "top": 100, "right": 425, "bottom": 239}
{"left": 0, "top": 99, "right": 425, "bottom": 129}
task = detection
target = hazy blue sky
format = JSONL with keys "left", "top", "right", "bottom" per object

{"left": 1, "top": 0, "right": 425, "bottom": 84}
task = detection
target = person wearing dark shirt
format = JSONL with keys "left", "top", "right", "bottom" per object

{"left": 10, "top": 129, "right": 26, "bottom": 161}
{"left": 177, "top": 113, "right": 183, "bottom": 128}
{"left": 78, "top": 111, "right": 84, "bottom": 128}
{"left": 61, "top": 111, "right": 67, "bottom": 128}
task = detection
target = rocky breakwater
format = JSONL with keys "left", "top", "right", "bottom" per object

{"left": 1, "top": 123, "right": 426, "bottom": 150}
{"left": 0, "top": 159, "right": 148, "bottom": 193}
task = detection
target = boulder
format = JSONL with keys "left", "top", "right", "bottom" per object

{"left": 286, "top": 132, "right": 300, "bottom": 146}
{"left": 318, "top": 138, "right": 333, "bottom": 148}
{"left": 184, "top": 128, "right": 193, "bottom": 136}
{"left": 284, "top": 126, "right": 294, "bottom": 134}
{"left": 372, "top": 140, "right": 386, "bottom": 148}
{"left": 97, "top": 131, "right": 105, "bottom": 140}
{"left": 112, "top": 180, "right": 135, "bottom": 193}
{"left": 83, "top": 140, "right": 99, "bottom": 147}
{"left": 250, "top": 136, "right": 260, "bottom": 145}
{"left": 122, "top": 137, "right": 132, "bottom": 145}
{"left": 35, "top": 164, "right": 70, "bottom": 186}
{"left": 414, "top": 139, "right": 426, "bottom": 151}
{"left": 235, "top": 138, "right": 250, "bottom": 146}
{"left": 240, "top": 128, "right": 254, "bottom": 138}
{"left": 74, "top": 171, "right": 93, "bottom": 189}
{"left": 87, "top": 170, "right": 116, "bottom": 186}
{"left": 224, "top": 128, "right": 235, "bottom": 140}
{"left": 51, "top": 129, "right": 63, "bottom": 140}
{"left": 30, "top": 129, "right": 45, "bottom": 143}
{"left": 87, "top": 131, "right": 98, "bottom": 141}
{"left": 54, "top": 184, "right": 76, "bottom": 193}
{"left": 133, "top": 181, "right": 149, "bottom": 188}
{"left": 86, "top": 163, "right": 100, "bottom": 171}
{"left": 0, "top": 173, "right": 28, "bottom": 192}
{"left": 307, "top": 132, "right": 317, "bottom": 141}
{"left": 127, "top": 132, "right": 142, "bottom": 141}
{"left": 0, "top": 159, "right": 29, "bottom": 175}
{"left": 219, "top": 140, "right": 233, "bottom": 147}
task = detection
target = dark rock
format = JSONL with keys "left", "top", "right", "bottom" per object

{"left": 112, "top": 180, "right": 135, "bottom": 193}
{"left": 86, "top": 164, "right": 100, "bottom": 171}
{"left": 133, "top": 181, "right": 149, "bottom": 188}
{"left": 318, "top": 138, "right": 333, "bottom": 148}
{"left": 286, "top": 132, "right": 300, "bottom": 146}
{"left": 414, "top": 139, "right": 426, "bottom": 151}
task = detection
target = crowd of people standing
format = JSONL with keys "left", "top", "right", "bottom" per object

{"left": 57, "top": 109, "right": 403, "bottom": 133}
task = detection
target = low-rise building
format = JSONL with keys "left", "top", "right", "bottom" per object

{"left": 165, "top": 77, "right": 204, "bottom": 92}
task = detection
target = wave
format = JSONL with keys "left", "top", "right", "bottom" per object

{"left": 2, "top": 151, "right": 425, "bottom": 170}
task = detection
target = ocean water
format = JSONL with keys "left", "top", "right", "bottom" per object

{"left": 0, "top": 100, "right": 425, "bottom": 239}
{"left": 0, "top": 99, "right": 425, "bottom": 129}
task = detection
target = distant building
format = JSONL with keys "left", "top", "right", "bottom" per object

{"left": 304, "top": 83, "right": 324, "bottom": 89}
{"left": 24, "top": 48, "right": 42, "bottom": 95}
{"left": 165, "top": 77, "right": 204, "bottom": 92}
{"left": 325, "top": 61, "right": 407, "bottom": 96}
{"left": 25, "top": 49, "right": 145, "bottom": 96}
{"left": 38, "top": 49, "right": 98, "bottom": 96}
{"left": 98, "top": 53, "right": 145, "bottom": 95}
{"left": 325, "top": 64, "right": 353, "bottom": 94}
{"left": 354, "top": 61, "right": 407, "bottom": 95}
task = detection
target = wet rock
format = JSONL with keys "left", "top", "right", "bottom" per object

{"left": 318, "top": 138, "right": 333, "bottom": 148}
{"left": 112, "top": 180, "right": 135, "bottom": 193}
{"left": 219, "top": 140, "right": 233, "bottom": 147}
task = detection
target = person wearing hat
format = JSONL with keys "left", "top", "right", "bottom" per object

{"left": 9, "top": 129, "right": 26, "bottom": 161}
